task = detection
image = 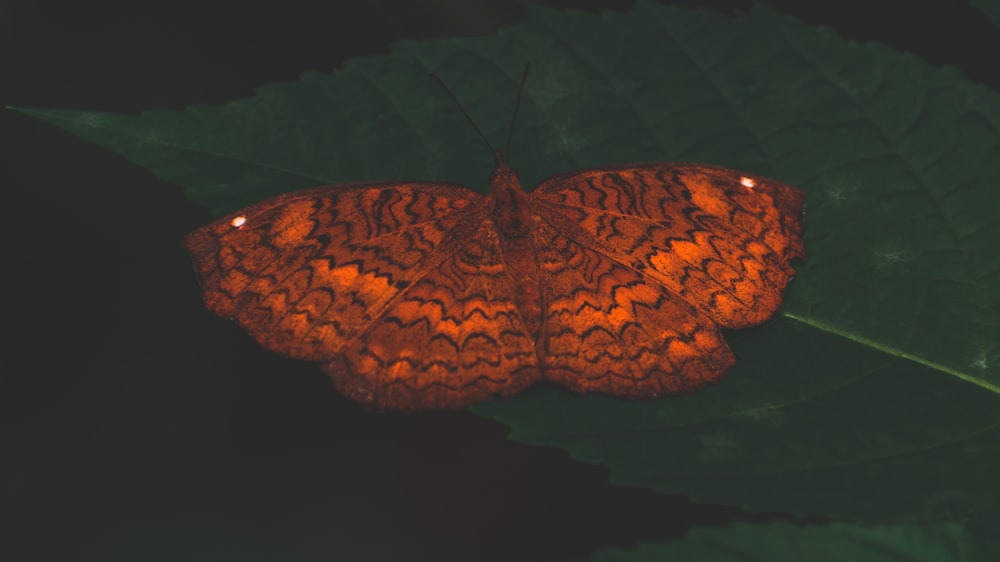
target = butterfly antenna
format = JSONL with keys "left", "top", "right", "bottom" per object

{"left": 505, "top": 64, "right": 530, "bottom": 163}
{"left": 429, "top": 73, "right": 497, "bottom": 159}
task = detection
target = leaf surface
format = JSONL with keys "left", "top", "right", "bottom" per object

{"left": 590, "top": 521, "right": 984, "bottom": 562}
{"left": 970, "top": 0, "right": 1000, "bottom": 28}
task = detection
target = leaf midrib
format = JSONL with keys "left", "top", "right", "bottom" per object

{"left": 782, "top": 311, "right": 999, "bottom": 394}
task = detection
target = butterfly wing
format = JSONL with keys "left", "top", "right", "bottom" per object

{"left": 325, "top": 217, "right": 542, "bottom": 412}
{"left": 529, "top": 220, "right": 735, "bottom": 397}
{"left": 183, "top": 182, "right": 484, "bottom": 361}
{"left": 529, "top": 163, "right": 805, "bottom": 330}
{"left": 525, "top": 163, "right": 804, "bottom": 396}
{"left": 183, "top": 182, "right": 540, "bottom": 411}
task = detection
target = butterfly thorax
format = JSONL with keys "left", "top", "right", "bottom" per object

{"left": 488, "top": 156, "right": 544, "bottom": 344}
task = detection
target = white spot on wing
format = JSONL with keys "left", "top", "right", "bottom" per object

{"left": 231, "top": 215, "right": 247, "bottom": 228}
{"left": 739, "top": 176, "right": 756, "bottom": 189}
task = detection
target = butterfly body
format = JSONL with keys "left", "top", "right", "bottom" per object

{"left": 487, "top": 150, "right": 546, "bottom": 352}
{"left": 185, "top": 155, "right": 804, "bottom": 412}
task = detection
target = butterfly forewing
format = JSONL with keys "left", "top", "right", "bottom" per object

{"left": 528, "top": 164, "right": 806, "bottom": 329}
{"left": 183, "top": 182, "right": 487, "bottom": 362}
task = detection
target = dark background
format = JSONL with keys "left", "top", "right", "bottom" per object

{"left": 2, "top": 1, "right": 997, "bottom": 560}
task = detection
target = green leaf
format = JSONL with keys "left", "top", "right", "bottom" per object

{"left": 589, "top": 521, "right": 983, "bottom": 562}
{"left": 969, "top": 0, "right": 1000, "bottom": 28}
{"left": 12, "top": 2, "right": 1000, "bottom": 521}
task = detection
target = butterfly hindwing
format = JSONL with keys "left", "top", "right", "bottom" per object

{"left": 325, "top": 216, "right": 541, "bottom": 411}
{"left": 530, "top": 220, "right": 735, "bottom": 397}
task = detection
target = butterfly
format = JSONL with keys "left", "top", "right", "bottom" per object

{"left": 183, "top": 70, "right": 805, "bottom": 412}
